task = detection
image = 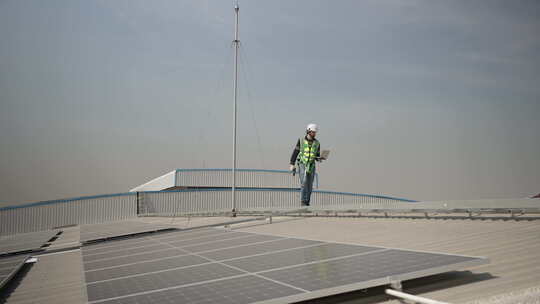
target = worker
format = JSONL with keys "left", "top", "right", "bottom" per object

{"left": 289, "top": 123, "right": 325, "bottom": 206}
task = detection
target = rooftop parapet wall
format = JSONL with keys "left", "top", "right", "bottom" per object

{"left": 137, "top": 188, "right": 415, "bottom": 215}
{"left": 1, "top": 189, "right": 538, "bottom": 236}
{"left": 0, "top": 189, "right": 410, "bottom": 236}
{"left": 0, "top": 193, "right": 137, "bottom": 236}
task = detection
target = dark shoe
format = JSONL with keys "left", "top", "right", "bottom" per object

{"left": 301, "top": 201, "right": 310, "bottom": 206}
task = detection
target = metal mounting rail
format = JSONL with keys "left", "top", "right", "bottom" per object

{"left": 152, "top": 207, "right": 540, "bottom": 221}
{"left": 386, "top": 288, "right": 449, "bottom": 304}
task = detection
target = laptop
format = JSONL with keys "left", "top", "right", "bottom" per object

{"left": 320, "top": 150, "right": 330, "bottom": 160}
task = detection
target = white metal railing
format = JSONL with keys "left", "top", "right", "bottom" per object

{"left": 136, "top": 189, "right": 416, "bottom": 216}
{"left": 0, "top": 193, "right": 137, "bottom": 236}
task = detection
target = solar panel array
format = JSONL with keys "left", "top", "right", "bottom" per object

{"left": 0, "top": 254, "right": 30, "bottom": 289}
{"left": 0, "top": 230, "right": 58, "bottom": 290}
{"left": 82, "top": 228, "right": 487, "bottom": 304}
{"left": 80, "top": 221, "right": 175, "bottom": 243}
{"left": 0, "top": 230, "right": 58, "bottom": 256}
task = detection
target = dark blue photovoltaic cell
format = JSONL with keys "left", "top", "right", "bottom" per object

{"left": 85, "top": 254, "right": 209, "bottom": 283}
{"left": 259, "top": 249, "right": 479, "bottom": 291}
{"left": 95, "top": 275, "right": 302, "bottom": 304}
{"left": 86, "top": 262, "right": 243, "bottom": 302}
{"left": 84, "top": 248, "right": 186, "bottom": 271}
{"left": 150, "top": 229, "right": 231, "bottom": 242}
{"left": 223, "top": 243, "right": 380, "bottom": 272}
{"left": 83, "top": 238, "right": 154, "bottom": 253}
{"left": 199, "top": 238, "right": 322, "bottom": 261}
{"left": 83, "top": 243, "right": 171, "bottom": 262}
{"left": 164, "top": 231, "right": 252, "bottom": 247}
{"left": 181, "top": 234, "right": 283, "bottom": 253}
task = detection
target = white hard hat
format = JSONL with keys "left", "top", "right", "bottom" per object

{"left": 306, "top": 123, "right": 318, "bottom": 132}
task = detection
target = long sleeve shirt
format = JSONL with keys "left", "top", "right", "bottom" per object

{"left": 290, "top": 136, "right": 320, "bottom": 165}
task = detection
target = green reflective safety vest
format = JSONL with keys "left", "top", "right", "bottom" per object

{"left": 297, "top": 137, "right": 319, "bottom": 174}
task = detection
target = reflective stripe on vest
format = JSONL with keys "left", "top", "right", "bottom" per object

{"left": 297, "top": 137, "right": 319, "bottom": 173}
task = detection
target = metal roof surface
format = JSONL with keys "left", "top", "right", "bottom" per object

{"left": 0, "top": 216, "right": 539, "bottom": 304}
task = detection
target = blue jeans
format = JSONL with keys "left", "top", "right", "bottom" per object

{"left": 298, "top": 163, "right": 315, "bottom": 205}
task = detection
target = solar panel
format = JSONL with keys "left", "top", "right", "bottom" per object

{"left": 84, "top": 248, "right": 186, "bottom": 272}
{"left": 85, "top": 254, "right": 209, "bottom": 283}
{"left": 259, "top": 249, "right": 479, "bottom": 291}
{"left": 87, "top": 262, "right": 243, "bottom": 302}
{"left": 151, "top": 228, "right": 229, "bottom": 241}
{"left": 199, "top": 238, "right": 322, "bottom": 261}
{"left": 83, "top": 243, "right": 173, "bottom": 263}
{"left": 82, "top": 228, "right": 488, "bottom": 304}
{"left": 222, "top": 243, "right": 379, "bottom": 273}
{"left": 163, "top": 231, "right": 253, "bottom": 248}
{"left": 92, "top": 275, "right": 300, "bottom": 304}
{"left": 180, "top": 234, "right": 282, "bottom": 253}
{"left": 0, "top": 254, "right": 30, "bottom": 289}
{"left": 0, "top": 230, "right": 56, "bottom": 289}
{"left": 0, "top": 230, "right": 58, "bottom": 256}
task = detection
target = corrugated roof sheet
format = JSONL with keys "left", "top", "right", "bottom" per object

{"left": 0, "top": 250, "right": 87, "bottom": 304}
{"left": 1, "top": 216, "right": 539, "bottom": 304}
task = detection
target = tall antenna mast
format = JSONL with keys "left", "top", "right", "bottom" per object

{"left": 231, "top": 1, "right": 240, "bottom": 217}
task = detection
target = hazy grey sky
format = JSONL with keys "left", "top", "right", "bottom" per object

{"left": 1, "top": 0, "right": 539, "bottom": 205}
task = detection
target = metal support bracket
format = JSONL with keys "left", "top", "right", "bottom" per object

{"left": 390, "top": 281, "right": 402, "bottom": 291}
